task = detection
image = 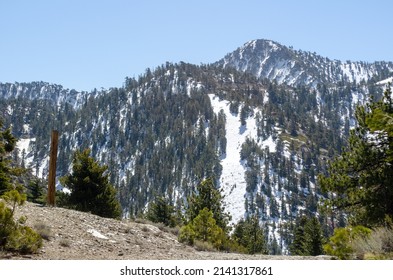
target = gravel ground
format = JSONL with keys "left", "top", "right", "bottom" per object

{"left": 0, "top": 202, "right": 331, "bottom": 260}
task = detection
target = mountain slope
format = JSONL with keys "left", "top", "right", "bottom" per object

{"left": 1, "top": 40, "right": 393, "bottom": 254}
{"left": 0, "top": 66, "right": 346, "bottom": 253}
{"left": 0, "top": 81, "right": 103, "bottom": 108}
{"left": 215, "top": 39, "right": 393, "bottom": 86}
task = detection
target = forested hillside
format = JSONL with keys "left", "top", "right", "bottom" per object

{"left": 1, "top": 40, "right": 392, "bottom": 254}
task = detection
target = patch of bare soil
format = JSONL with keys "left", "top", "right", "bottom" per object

{"left": 1, "top": 202, "right": 331, "bottom": 260}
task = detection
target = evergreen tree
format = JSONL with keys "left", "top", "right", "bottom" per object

{"left": 180, "top": 178, "right": 232, "bottom": 251}
{"left": 0, "top": 120, "right": 17, "bottom": 195}
{"left": 192, "top": 208, "right": 226, "bottom": 247}
{"left": 0, "top": 189, "right": 43, "bottom": 253}
{"left": 146, "top": 196, "right": 176, "bottom": 227}
{"left": 323, "top": 225, "right": 371, "bottom": 260}
{"left": 289, "top": 216, "right": 308, "bottom": 255}
{"left": 60, "top": 149, "right": 121, "bottom": 219}
{"left": 26, "top": 178, "right": 45, "bottom": 204}
{"left": 319, "top": 87, "right": 393, "bottom": 227}
{"left": 0, "top": 121, "right": 42, "bottom": 253}
{"left": 304, "top": 216, "right": 324, "bottom": 256}
{"left": 290, "top": 215, "right": 324, "bottom": 256}
{"left": 269, "top": 236, "right": 282, "bottom": 255}
{"left": 232, "top": 216, "right": 268, "bottom": 254}
{"left": 186, "top": 177, "right": 230, "bottom": 231}
{"left": 179, "top": 207, "right": 226, "bottom": 250}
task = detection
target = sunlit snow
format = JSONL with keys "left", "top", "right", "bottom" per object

{"left": 209, "top": 94, "right": 259, "bottom": 224}
{"left": 87, "top": 229, "right": 108, "bottom": 239}
{"left": 16, "top": 137, "right": 35, "bottom": 167}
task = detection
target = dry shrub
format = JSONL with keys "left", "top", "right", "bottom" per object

{"left": 59, "top": 238, "right": 71, "bottom": 247}
{"left": 34, "top": 222, "right": 53, "bottom": 241}
{"left": 193, "top": 240, "right": 217, "bottom": 252}
{"left": 352, "top": 227, "right": 393, "bottom": 259}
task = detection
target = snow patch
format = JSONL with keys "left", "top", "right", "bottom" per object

{"left": 87, "top": 229, "right": 108, "bottom": 239}
{"left": 262, "top": 135, "right": 276, "bottom": 153}
{"left": 376, "top": 77, "right": 393, "bottom": 86}
{"left": 16, "top": 137, "right": 36, "bottom": 167}
{"left": 209, "top": 94, "right": 258, "bottom": 224}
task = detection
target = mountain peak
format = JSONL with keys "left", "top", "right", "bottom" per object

{"left": 231, "top": 39, "right": 287, "bottom": 60}
{"left": 215, "top": 39, "right": 393, "bottom": 86}
{"left": 243, "top": 39, "right": 281, "bottom": 49}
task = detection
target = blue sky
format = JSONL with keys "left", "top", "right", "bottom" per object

{"left": 1, "top": 0, "right": 392, "bottom": 91}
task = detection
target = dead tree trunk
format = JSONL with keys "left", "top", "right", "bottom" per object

{"left": 47, "top": 130, "right": 59, "bottom": 206}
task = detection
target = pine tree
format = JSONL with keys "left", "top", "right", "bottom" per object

{"left": 0, "top": 120, "right": 17, "bottom": 195}
{"left": 232, "top": 216, "right": 268, "bottom": 254}
{"left": 146, "top": 196, "right": 176, "bottom": 227}
{"left": 180, "top": 178, "right": 232, "bottom": 250}
{"left": 323, "top": 225, "right": 371, "bottom": 260}
{"left": 319, "top": 86, "right": 393, "bottom": 227}
{"left": 304, "top": 216, "right": 324, "bottom": 256}
{"left": 27, "top": 178, "right": 45, "bottom": 204}
{"left": 192, "top": 208, "right": 225, "bottom": 245}
{"left": 289, "top": 216, "right": 308, "bottom": 255}
{"left": 0, "top": 121, "right": 42, "bottom": 253}
{"left": 179, "top": 207, "right": 226, "bottom": 250}
{"left": 60, "top": 149, "right": 121, "bottom": 219}
{"left": 290, "top": 215, "right": 324, "bottom": 256}
{"left": 186, "top": 177, "right": 230, "bottom": 231}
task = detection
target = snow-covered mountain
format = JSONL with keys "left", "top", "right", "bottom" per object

{"left": 215, "top": 39, "right": 393, "bottom": 87}
{"left": 2, "top": 40, "right": 393, "bottom": 253}
{"left": 0, "top": 81, "right": 103, "bottom": 108}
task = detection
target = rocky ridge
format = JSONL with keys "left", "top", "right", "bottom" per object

{"left": 215, "top": 39, "right": 393, "bottom": 86}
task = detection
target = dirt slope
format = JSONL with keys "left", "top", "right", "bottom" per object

{"left": 1, "top": 202, "right": 330, "bottom": 260}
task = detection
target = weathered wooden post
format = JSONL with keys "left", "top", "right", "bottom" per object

{"left": 47, "top": 130, "right": 59, "bottom": 206}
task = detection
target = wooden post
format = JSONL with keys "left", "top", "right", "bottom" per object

{"left": 47, "top": 130, "right": 59, "bottom": 206}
